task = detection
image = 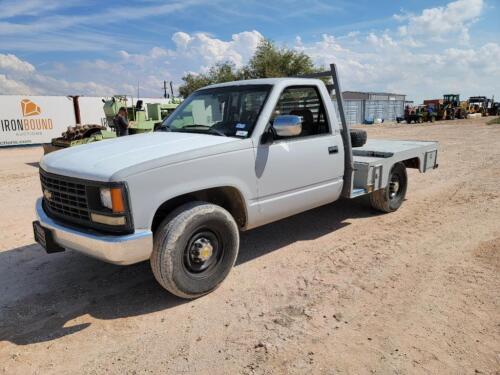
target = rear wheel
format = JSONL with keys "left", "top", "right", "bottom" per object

{"left": 151, "top": 202, "right": 239, "bottom": 299}
{"left": 369, "top": 162, "right": 407, "bottom": 213}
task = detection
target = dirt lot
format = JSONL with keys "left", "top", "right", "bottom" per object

{"left": 0, "top": 118, "right": 499, "bottom": 374}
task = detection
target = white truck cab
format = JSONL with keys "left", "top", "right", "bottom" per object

{"left": 34, "top": 65, "right": 438, "bottom": 298}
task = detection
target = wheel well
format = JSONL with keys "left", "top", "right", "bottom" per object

{"left": 402, "top": 157, "right": 420, "bottom": 170}
{"left": 151, "top": 187, "right": 247, "bottom": 233}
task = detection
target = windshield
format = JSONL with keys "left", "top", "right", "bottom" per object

{"left": 160, "top": 85, "right": 271, "bottom": 137}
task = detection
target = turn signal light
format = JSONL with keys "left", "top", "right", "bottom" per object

{"left": 110, "top": 187, "right": 125, "bottom": 213}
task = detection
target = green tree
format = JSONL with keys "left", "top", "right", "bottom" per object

{"left": 178, "top": 39, "right": 321, "bottom": 97}
{"left": 178, "top": 62, "right": 242, "bottom": 98}
{"left": 244, "top": 39, "right": 319, "bottom": 78}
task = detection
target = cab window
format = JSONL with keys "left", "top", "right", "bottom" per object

{"left": 272, "top": 86, "right": 330, "bottom": 137}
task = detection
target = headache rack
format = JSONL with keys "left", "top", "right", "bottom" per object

{"left": 299, "top": 63, "right": 354, "bottom": 198}
{"left": 299, "top": 63, "right": 438, "bottom": 199}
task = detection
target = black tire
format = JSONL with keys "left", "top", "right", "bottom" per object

{"left": 369, "top": 162, "right": 407, "bottom": 213}
{"left": 350, "top": 129, "right": 367, "bottom": 148}
{"left": 151, "top": 202, "right": 239, "bottom": 299}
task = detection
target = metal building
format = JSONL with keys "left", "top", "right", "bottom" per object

{"left": 332, "top": 91, "right": 406, "bottom": 125}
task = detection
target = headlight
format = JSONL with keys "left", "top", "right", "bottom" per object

{"left": 91, "top": 212, "right": 126, "bottom": 226}
{"left": 100, "top": 188, "right": 112, "bottom": 210}
{"left": 99, "top": 187, "right": 126, "bottom": 213}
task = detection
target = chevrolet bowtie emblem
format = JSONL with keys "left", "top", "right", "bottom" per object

{"left": 44, "top": 189, "right": 52, "bottom": 200}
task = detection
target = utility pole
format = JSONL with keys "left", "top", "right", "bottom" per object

{"left": 163, "top": 80, "right": 168, "bottom": 98}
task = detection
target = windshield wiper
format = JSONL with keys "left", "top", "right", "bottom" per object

{"left": 157, "top": 124, "right": 171, "bottom": 132}
{"left": 181, "top": 125, "right": 227, "bottom": 137}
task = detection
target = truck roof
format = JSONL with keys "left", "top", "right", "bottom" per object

{"left": 203, "top": 77, "right": 323, "bottom": 90}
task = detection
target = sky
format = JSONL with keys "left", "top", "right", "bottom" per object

{"left": 0, "top": 0, "right": 499, "bottom": 103}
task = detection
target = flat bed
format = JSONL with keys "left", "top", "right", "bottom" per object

{"left": 351, "top": 139, "right": 438, "bottom": 197}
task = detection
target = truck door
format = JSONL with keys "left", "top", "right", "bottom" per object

{"left": 255, "top": 85, "right": 344, "bottom": 225}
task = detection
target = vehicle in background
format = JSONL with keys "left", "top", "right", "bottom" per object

{"left": 442, "top": 94, "right": 467, "bottom": 120}
{"left": 423, "top": 94, "right": 467, "bottom": 121}
{"left": 42, "top": 124, "right": 116, "bottom": 154}
{"left": 398, "top": 105, "right": 436, "bottom": 123}
{"left": 422, "top": 99, "right": 446, "bottom": 121}
{"left": 44, "top": 95, "right": 182, "bottom": 154}
{"left": 467, "top": 96, "right": 496, "bottom": 116}
{"left": 492, "top": 102, "right": 500, "bottom": 116}
{"left": 103, "top": 95, "right": 183, "bottom": 135}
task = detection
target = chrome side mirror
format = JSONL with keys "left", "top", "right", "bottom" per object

{"left": 273, "top": 115, "right": 302, "bottom": 137}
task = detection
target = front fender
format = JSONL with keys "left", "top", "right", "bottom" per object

{"left": 125, "top": 148, "right": 258, "bottom": 230}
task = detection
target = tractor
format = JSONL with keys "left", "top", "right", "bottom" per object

{"left": 103, "top": 96, "right": 182, "bottom": 134}
{"left": 468, "top": 96, "right": 495, "bottom": 116}
{"left": 443, "top": 94, "right": 467, "bottom": 120}
{"left": 44, "top": 95, "right": 182, "bottom": 154}
{"left": 423, "top": 94, "right": 467, "bottom": 121}
{"left": 491, "top": 102, "right": 500, "bottom": 116}
{"left": 423, "top": 99, "right": 447, "bottom": 121}
{"left": 43, "top": 124, "right": 117, "bottom": 154}
{"left": 400, "top": 105, "right": 436, "bottom": 124}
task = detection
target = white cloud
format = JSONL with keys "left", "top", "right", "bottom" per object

{"left": 0, "top": 54, "right": 35, "bottom": 73}
{"left": 395, "top": 0, "right": 484, "bottom": 43}
{"left": 172, "top": 32, "right": 193, "bottom": 49}
{"left": 169, "top": 30, "right": 263, "bottom": 69}
{"left": 282, "top": 0, "right": 492, "bottom": 102}
{"left": 0, "top": 31, "right": 264, "bottom": 97}
{"left": 0, "top": 0, "right": 207, "bottom": 36}
{"left": 0, "top": 0, "right": 76, "bottom": 20}
{"left": 297, "top": 32, "right": 499, "bottom": 103}
{"left": 0, "top": 0, "right": 499, "bottom": 105}
{"left": 288, "top": 0, "right": 498, "bottom": 103}
{"left": 0, "top": 53, "right": 115, "bottom": 96}
{"left": 3, "top": 29, "right": 499, "bottom": 103}
{"left": 0, "top": 74, "right": 31, "bottom": 94}
{"left": 107, "top": 30, "right": 264, "bottom": 94}
{"left": 366, "top": 33, "right": 397, "bottom": 48}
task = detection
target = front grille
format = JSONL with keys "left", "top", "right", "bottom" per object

{"left": 40, "top": 172, "right": 90, "bottom": 222}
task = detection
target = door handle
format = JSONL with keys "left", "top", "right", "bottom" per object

{"left": 328, "top": 146, "right": 338, "bottom": 154}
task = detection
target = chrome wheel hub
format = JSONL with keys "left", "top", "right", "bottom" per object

{"left": 184, "top": 230, "right": 222, "bottom": 275}
{"left": 190, "top": 237, "right": 214, "bottom": 262}
{"left": 389, "top": 180, "right": 400, "bottom": 198}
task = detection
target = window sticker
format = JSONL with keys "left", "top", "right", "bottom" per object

{"left": 235, "top": 130, "right": 248, "bottom": 137}
{"left": 235, "top": 123, "right": 247, "bottom": 129}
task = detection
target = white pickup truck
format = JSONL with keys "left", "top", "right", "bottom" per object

{"left": 34, "top": 65, "right": 438, "bottom": 298}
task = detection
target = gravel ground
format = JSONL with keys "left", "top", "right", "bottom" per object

{"left": 0, "top": 117, "right": 499, "bottom": 374}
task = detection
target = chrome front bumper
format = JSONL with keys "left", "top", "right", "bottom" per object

{"left": 35, "top": 198, "right": 153, "bottom": 265}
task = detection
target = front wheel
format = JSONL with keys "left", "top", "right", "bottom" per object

{"left": 369, "top": 162, "right": 408, "bottom": 212}
{"left": 151, "top": 202, "right": 239, "bottom": 299}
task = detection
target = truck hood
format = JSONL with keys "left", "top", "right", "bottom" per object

{"left": 40, "top": 132, "right": 245, "bottom": 181}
